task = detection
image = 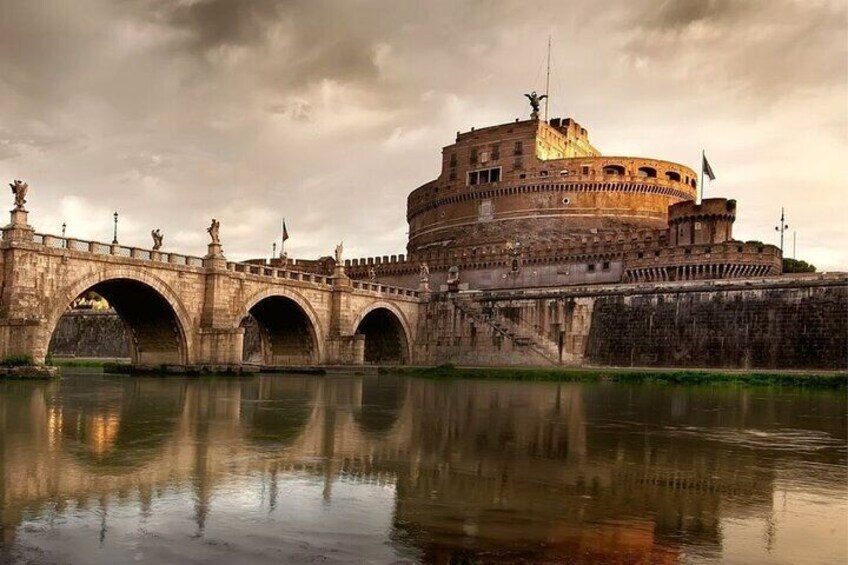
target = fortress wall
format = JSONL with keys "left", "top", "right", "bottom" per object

{"left": 583, "top": 283, "right": 847, "bottom": 370}
{"left": 421, "top": 275, "right": 847, "bottom": 370}
{"left": 48, "top": 310, "right": 130, "bottom": 358}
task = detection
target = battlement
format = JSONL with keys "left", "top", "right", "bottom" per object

{"left": 668, "top": 198, "right": 736, "bottom": 247}
{"left": 669, "top": 198, "right": 737, "bottom": 223}
{"left": 623, "top": 241, "right": 782, "bottom": 282}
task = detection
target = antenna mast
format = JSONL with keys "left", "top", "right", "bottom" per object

{"left": 544, "top": 36, "right": 551, "bottom": 122}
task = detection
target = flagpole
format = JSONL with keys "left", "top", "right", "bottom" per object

{"left": 699, "top": 149, "right": 704, "bottom": 204}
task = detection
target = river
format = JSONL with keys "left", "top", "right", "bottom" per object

{"left": 1, "top": 371, "right": 845, "bottom": 564}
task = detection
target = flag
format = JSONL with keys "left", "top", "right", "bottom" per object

{"left": 702, "top": 152, "right": 716, "bottom": 181}
{"left": 282, "top": 220, "right": 289, "bottom": 242}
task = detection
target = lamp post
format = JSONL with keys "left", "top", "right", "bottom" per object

{"left": 272, "top": 242, "right": 277, "bottom": 260}
{"left": 61, "top": 222, "right": 66, "bottom": 238}
{"left": 774, "top": 208, "right": 788, "bottom": 253}
{"left": 112, "top": 212, "right": 119, "bottom": 245}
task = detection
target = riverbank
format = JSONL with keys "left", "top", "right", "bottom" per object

{"left": 383, "top": 365, "right": 848, "bottom": 388}
{"left": 0, "top": 365, "right": 59, "bottom": 379}
{"left": 40, "top": 359, "right": 848, "bottom": 387}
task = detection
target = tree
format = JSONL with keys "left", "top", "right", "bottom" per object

{"left": 782, "top": 258, "right": 816, "bottom": 273}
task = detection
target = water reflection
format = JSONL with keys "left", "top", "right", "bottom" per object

{"left": 0, "top": 374, "right": 845, "bottom": 564}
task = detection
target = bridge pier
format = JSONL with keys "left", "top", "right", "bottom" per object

{"left": 325, "top": 264, "right": 364, "bottom": 364}
{"left": 197, "top": 328, "right": 245, "bottom": 367}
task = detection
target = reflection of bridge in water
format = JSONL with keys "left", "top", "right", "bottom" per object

{"left": 0, "top": 203, "right": 420, "bottom": 369}
{"left": 3, "top": 375, "right": 835, "bottom": 562}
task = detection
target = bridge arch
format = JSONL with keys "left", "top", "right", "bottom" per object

{"left": 237, "top": 288, "right": 325, "bottom": 366}
{"left": 43, "top": 268, "right": 195, "bottom": 366}
{"left": 352, "top": 301, "right": 413, "bottom": 365}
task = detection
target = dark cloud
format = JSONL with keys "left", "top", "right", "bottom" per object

{"left": 163, "top": 0, "right": 282, "bottom": 50}
{"left": 642, "top": 0, "right": 757, "bottom": 30}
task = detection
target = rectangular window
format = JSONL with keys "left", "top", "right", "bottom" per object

{"left": 480, "top": 151, "right": 489, "bottom": 164}
{"left": 602, "top": 261, "right": 610, "bottom": 270}
{"left": 467, "top": 167, "right": 501, "bottom": 187}
{"left": 581, "top": 165, "right": 590, "bottom": 175}
{"left": 587, "top": 264, "right": 596, "bottom": 272}
{"left": 492, "top": 144, "right": 500, "bottom": 160}
{"left": 449, "top": 170, "right": 457, "bottom": 181}
{"left": 449, "top": 153, "right": 457, "bottom": 167}
{"left": 514, "top": 141, "right": 523, "bottom": 156}
{"left": 470, "top": 148, "right": 478, "bottom": 164}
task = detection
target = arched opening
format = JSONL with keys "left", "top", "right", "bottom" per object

{"left": 355, "top": 307, "right": 409, "bottom": 365}
{"left": 603, "top": 164, "right": 626, "bottom": 176}
{"left": 637, "top": 166, "right": 657, "bottom": 178}
{"left": 665, "top": 171, "right": 681, "bottom": 182}
{"left": 48, "top": 279, "right": 186, "bottom": 366}
{"left": 241, "top": 296, "right": 317, "bottom": 366}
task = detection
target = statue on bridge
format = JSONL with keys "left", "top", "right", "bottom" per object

{"left": 334, "top": 241, "right": 344, "bottom": 263}
{"left": 419, "top": 262, "right": 430, "bottom": 283}
{"left": 151, "top": 229, "right": 163, "bottom": 250}
{"left": 207, "top": 219, "right": 220, "bottom": 244}
{"left": 9, "top": 180, "right": 28, "bottom": 210}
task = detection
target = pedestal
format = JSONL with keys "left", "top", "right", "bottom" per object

{"left": 2, "top": 208, "right": 34, "bottom": 243}
{"left": 332, "top": 264, "right": 350, "bottom": 288}
{"left": 203, "top": 242, "right": 226, "bottom": 268}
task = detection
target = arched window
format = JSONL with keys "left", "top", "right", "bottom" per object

{"left": 637, "top": 167, "right": 657, "bottom": 178}
{"left": 603, "top": 165, "right": 625, "bottom": 175}
{"left": 665, "top": 171, "right": 681, "bottom": 182}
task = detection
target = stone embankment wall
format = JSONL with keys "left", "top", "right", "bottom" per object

{"left": 418, "top": 274, "right": 847, "bottom": 370}
{"left": 48, "top": 310, "right": 130, "bottom": 358}
{"left": 585, "top": 284, "right": 846, "bottom": 369}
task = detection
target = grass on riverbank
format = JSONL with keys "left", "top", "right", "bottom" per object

{"left": 51, "top": 358, "right": 128, "bottom": 368}
{"left": 382, "top": 365, "right": 848, "bottom": 388}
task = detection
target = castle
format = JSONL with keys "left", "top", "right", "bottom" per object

{"left": 289, "top": 100, "right": 782, "bottom": 291}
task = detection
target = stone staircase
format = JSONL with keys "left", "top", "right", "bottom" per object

{"left": 452, "top": 297, "right": 562, "bottom": 365}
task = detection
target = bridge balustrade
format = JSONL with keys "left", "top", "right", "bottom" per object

{"left": 30, "top": 232, "right": 415, "bottom": 294}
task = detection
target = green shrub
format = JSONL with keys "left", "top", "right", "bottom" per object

{"left": 0, "top": 354, "right": 33, "bottom": 367}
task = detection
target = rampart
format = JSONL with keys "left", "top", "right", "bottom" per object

{"left": 414, "top": 274, "right": 848, "bottom": 370}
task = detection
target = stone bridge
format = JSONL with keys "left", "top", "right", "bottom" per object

{"left": 0, "top": 207, "right": 421, "bottom": 369}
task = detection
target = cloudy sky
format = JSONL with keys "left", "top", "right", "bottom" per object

{"left": 1, "top": 0, "right": 845, "bottom": 268}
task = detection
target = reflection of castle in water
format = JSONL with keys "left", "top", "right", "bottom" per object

{"left": 2, "top": 376, "right": 841, "bottom": 561}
